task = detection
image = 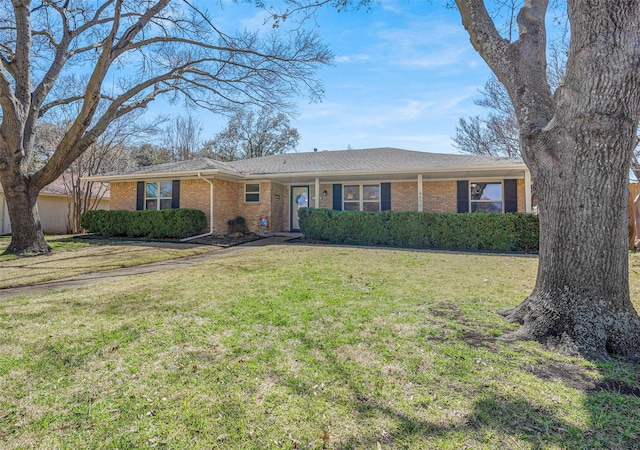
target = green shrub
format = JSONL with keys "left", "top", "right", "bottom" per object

{"left": 81, "top": 209, "right": 206, "bottom": 239}
{"left": 298, "top": 208, "right": 539, "bottom": 252}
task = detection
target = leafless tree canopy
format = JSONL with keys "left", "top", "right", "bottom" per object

{"left": 163, "top": 114, "right": 202, "bottom": 161}
{"left": 0, "top": 0, "right": 332, "bottom": 253}
{"left": 453, "top": 76, "right": 520, "bottom": 157}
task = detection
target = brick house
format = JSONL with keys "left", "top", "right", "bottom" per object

{"left": 86, "top": 148, "right": 532, "bottom": 235}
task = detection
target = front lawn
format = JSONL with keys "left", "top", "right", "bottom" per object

{"left": 0, "top": 236, "right": 217, "bottom": 288}
{"left": 1, "top": 245, "right": 639, "bottom": 448}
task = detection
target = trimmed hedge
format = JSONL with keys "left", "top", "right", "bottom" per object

{"left": 298, "top": 208, "right": 539, "bottom": 252}
{"left": 80, "top": 209, "right": 207, "bottom": 239}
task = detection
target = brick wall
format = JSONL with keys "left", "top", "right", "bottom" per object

{"left": 180, "top": 179, "right": 211, "bottom": 231}
{"left": 270, "top": 183, "right": 287, "bottom": 232}
{"left": 213, "top": 178, "right": 240, "bottom": 231}
{"left": 240, "top": 182, "right": 273, "bottom": 232}
{"left": 109, "top": 182, "right": 137, "bottom": 210}
{"left": 319, "top": 184, "right": 332, "bottom": 209}
{"left": 391, "top": 182, "right": 418, "bottom": 211}
{"left": 424, "top": 181, "right": 458, "bottom": 213}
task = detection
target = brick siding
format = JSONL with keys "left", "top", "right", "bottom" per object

{"left": 109, "top": 176, "right": 529, "bottom": 234}
{"left": 391, "top": 182, "right": 418, "bottom": 211}
{"left": 424, "top": 181, "right": 458, "bottom": 213}
{"left": 109, "top": 182, "right": 137, "bottom": 210}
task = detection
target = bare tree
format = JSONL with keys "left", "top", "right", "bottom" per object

{"left": 453, "top": 76, "right": 520, "bottom": 157}
{"left": 163, "top": 114, "right": 202, "bottom": 161}
{"left": 201, "top": 107, "right": 300, "bottom": 161}
{"left": 0, "top": 0, "right": 331, "bottom": 254}
{"left": 453, "top": 39, "right": 568, "bottom": 158}
{"left": 455, "top": 0, "right": 640, "bottom": 359}
{"left": 31, "top": 111, "right": 156, "bottom": 232}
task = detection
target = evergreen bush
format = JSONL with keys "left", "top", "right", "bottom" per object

{"left": 81, "top": 209, "right": 206, "bottom": 239}
{"left": 298, "top": 208, "right": 538, "bottom": 252}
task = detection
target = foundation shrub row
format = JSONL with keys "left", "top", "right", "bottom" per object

{"left": 298, "top": 208, "right": 539, "bottom": 252}
{"left": 80, "top": 209, "right": 206, "bottom": 239}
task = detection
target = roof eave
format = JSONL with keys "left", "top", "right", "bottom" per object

{"left": 83, "top": 162, "right": 528, "bottom": 182}
{"left": 242, "top": 163, "right": 529, "bottom": 180}
{"left": 82, "top": 168, "right": 235, "bottom": 182}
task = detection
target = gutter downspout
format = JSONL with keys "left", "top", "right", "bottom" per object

{"left": 180, "top": 173, "right": 215, "bottom": 242}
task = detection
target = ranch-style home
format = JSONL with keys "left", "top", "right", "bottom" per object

{"left": 86, "top": 147, "right": 532, "bottom": 234}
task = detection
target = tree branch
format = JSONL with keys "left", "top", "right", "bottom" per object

{"left": 455, "top": 0, "right": 554, "bottom": 163}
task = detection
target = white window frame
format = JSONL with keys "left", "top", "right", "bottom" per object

{"left": 343, "top": 183, "right": 381, "bottom": 212}
{"left": 245, "top": 183, "right": 260, "bottom": 203}
{"left": 145, "top": 181, "right": 173, "bottom": 210}
{"left": 469, "top": 181, "right": 504, "bottom": 213}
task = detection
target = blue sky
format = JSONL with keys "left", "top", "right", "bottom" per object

{"left": 149, "top": 0, "right": 495, "bottom": 154}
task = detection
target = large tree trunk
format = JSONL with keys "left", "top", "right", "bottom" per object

{"left": 500, "top": 130, "right": 640, "bottom": 359}
{"left": 1, "top": 175, "right": 50, "bottom": 255}
{"left": 456, "top": 0, "right": 640, "bottom": 359}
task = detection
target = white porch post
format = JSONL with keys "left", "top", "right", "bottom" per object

{"left": 417, "top": 174, "right": 423, "bottom": 212}
{"left": 0, "top": 194, "right": 5, "bottom": 234}
{"left": 524, "top": 170, "right": 532, "bottom": 213}
{"left": 315, "top": 177, "right": 320, "bottom": 209}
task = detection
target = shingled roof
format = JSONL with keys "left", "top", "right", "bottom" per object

{"left": 90, "top": 148, "right": 524, "bottom": 181}
{"left": 225, "top": 148, "right": 521, "bottom": 175}
{"left": 0, "top": 174, "right": 110, "bottom": 198}
{"left": 99, "top": 156, "right": 235, "bottom": 177}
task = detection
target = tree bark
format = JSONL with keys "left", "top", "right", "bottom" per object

{"left": 499, "top": 128, "right": 640, "bottom": 358}
{"left": 1, "top": 174, "right": 50, "bottom": 254}
{"left": 456, "top": 0, "right": 640, "bottom": 359}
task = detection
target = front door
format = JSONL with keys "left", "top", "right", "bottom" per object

{"left": 290, "top": 186, "right": 309, "bottom": 231}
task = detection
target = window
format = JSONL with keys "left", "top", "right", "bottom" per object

{"left": 245, "top": 183, "right": 260, "bottom": 203}
{"left": 470, "top": 182, "right": 503, "bottom": 213}
{"left": 343, "top": 184, "right": 380, "bottom": 211}
{"left": 145, "top": 181, "right": 173, "bottom": 210}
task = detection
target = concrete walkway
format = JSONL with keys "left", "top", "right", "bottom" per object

{"left": 0, "top": 235, "right": 297, "bottom": 301}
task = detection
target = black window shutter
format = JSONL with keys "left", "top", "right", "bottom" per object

{"left": 172, "top": 180, "right": 180, "bottom": 209}
{"left": 504, "top": 179, "right": 518, "bottom": 212}
{"left": 136, "top": 181, "right": 144, "bottom": 210}
{"left": 381, "top": 182, "right": 391, "bottom": 211}
{"left": 332, "top": 184, "right": 342, "bottom": 211}
{"left": 457, "top": 180, "right": 469, "bottom": 213}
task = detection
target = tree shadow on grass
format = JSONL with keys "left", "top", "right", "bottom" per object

{"left": 291, "top": 327, "right": 640, "bottom": 449}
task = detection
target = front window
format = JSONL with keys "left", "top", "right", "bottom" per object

{"left": 344, "top": 184, "right": 380, "bottom": 211}
{"left": 470, "top": 182, "right": 503, "bottom": 213}
{"left": 245, "top": 183, "right": 260, "bottom": 203}
{"left": 145, "top": 181, "right": 173, "bottom": 210}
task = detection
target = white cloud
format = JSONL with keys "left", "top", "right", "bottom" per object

{"left": 334, "top": 54, "right": 371, "bottom": 64}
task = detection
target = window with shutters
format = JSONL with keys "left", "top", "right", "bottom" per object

{"left": 470, "top": 182, "right": 503, "bottom": 213}
{"left": 145, "top": 181, "right": 173, "bottom": 210}
{"left": 343, "top": 184, "right": 380, "bottom": 211}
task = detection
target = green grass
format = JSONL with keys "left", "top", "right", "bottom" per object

{"left": 0, "top": 235, "right": 217, "bottom": 288}
{"left": 1, "top": 245, "right": 639, "bottom": 449}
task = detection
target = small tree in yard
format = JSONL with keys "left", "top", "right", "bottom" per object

{"left": 0, "top": 0, "right": 330, "bottom": 254}
{"left": 454, "top": 0, "right": 640, "bottom": 359}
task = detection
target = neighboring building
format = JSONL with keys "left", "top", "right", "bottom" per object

{"left": 0, "top": 176, "right": 110, "bottom": 235}
{"left": 86, "top": 148, "right": 532, "bottom": 234}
